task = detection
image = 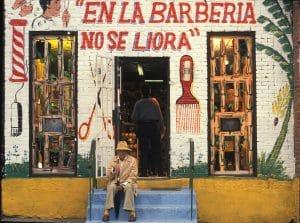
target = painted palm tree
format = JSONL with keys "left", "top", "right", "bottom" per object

{"left": 256, "top": 0, "right": 293, "bottom": 176}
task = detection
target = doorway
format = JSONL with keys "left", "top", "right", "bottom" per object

{"left": 115, "top": 57, "right": 170, "bottom": 177}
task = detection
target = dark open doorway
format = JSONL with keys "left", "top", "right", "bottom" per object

{"left": 115, "top": 57, "right": 170, "bottom": 177}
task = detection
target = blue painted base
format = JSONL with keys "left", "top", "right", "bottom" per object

{"left": 86, "top": 189, "right": 197, "bottom": 223}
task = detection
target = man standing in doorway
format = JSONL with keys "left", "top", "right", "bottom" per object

{"left": 131, "top": 84, "right": 165, "bottom": 176}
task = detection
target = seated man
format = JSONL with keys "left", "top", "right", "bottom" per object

{"left": 102, "top": 141, "right": 138, "bottom": 222}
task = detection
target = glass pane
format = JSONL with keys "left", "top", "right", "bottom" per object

{"left": 34, "top": 85, "right": 43, "bottom": 122}
{"left": 35, "top": 40, "right": 45, "bottom": 80}
{"left": 214, "top": 150, "right": 220, "bottom": 171}
{"left": 35, "top": 40, "right": 45, "bottom": 59}
{"left": 215, "top": 135, "right": 220, "bottom": 147}
{"left": 35, "top": 133, "right": 44, "bottom": 168}
{"left": 225, "top": 83, "right": 234, "bottom": 112}
{"left": 224, "top": 152, "right": 235, "bottom": 171}
{"left": 48, "top": 85, "right": 61, "bottom": 114}
{"left": 238, "top": 82, "right": 245, "bottom": 111}
{"left": 239, "top": 39, "right": 248, "bottom": 75}
{"left": 224, "top": 136, "right": 235, "bottom": 151}
{"left": 49, "top": 135, "right": 60, "bottom": 167}
{"left": 48, "top": 39, "right": 59, "bottom": 81}
{"left": 213, "top": 83, "right": 221, "bottom": 112}
{"left": 63, "top": 137, "right": 75, "bottom": 168}
{"left": 224, "top": 38, "right": 234, "bottom": 75}
{"left": 224, "top": 136, "right": 235, "bottom": 171}
{"left": 63, "top": 39, "right": 73, "bottom": 81}
{"left": 212, "top": 38, "right": 221, "bottom": 76}
{"left": 239, "top": 136, "right": 249, "bottom": 170}
{"left": 63, "top": 85, "right": 72, "bottom": 124}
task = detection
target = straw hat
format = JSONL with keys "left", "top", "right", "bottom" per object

{"left": 116, "top": 141, "right": 131, "bottom": 152}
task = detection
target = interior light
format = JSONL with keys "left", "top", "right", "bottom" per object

{"left": 145, "top": 80, "right": 164, "bottom": 83}
{"left": 225, "top": 55, "right": 229, "bottom": 65}
{"left": 212, "top": 38, "right": 221, "bottom": 50}
{"left": 137, "top": 64, "right": 144, "bottom": 76}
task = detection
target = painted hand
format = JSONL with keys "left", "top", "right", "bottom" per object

{"left": 12, "top": 0, "right": 25, "bottom": 10}
{"left": 62, "top": 9, "right": 70, "bottom": 27}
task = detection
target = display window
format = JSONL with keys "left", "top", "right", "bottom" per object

{"left": 208, "top": 33, "right": 255, "bottom": 175}
{"left": 29, "top": 31, "right": 77, "bottom": 175}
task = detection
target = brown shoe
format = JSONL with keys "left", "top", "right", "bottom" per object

{"left": 128, "top": 211, "right": 136, "bottom": 222}
{"left": 102, "top": 209, "right": 110, "bottom": 222}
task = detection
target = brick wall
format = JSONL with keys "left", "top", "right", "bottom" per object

{"left": 3, "top": 0, "right": 296, "bottom": 178}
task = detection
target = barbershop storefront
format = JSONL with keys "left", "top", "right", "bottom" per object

{"left": 1, "top": 0, "right": 299, "bottom": 222}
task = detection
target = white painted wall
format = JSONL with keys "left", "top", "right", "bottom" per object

{"left": 4, "top": 0, "right": 295, "bottom": 177}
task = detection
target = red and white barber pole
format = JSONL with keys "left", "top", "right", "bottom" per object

{"left": 9, "top": 19, "right": 28, "bottom": 82}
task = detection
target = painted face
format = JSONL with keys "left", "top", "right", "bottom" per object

{"left": 47, "top": 0, "right": 61, "bottom": 17}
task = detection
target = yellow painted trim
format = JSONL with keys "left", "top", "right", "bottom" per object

{"left": 2, "top": 178, "right": 90, "bottom": 218}
{"left": 194, "top": 178, "right": 299, "bottom": 223}
{"left": 2, "top": 177, "right": 299, "bottom": 222}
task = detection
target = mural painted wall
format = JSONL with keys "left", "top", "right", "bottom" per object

{"left": 3, "top": 0, "right": 294, "bottom": 179}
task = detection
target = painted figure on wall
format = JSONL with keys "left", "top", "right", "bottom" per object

{"left": 12, "top": 0, "right": 33, "bottom": 17}
{"left": 32, "top": 0, "right": 70, "bottom": 29}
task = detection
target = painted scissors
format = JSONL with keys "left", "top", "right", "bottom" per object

{"left": 78, "top": 103, "right": 96, "bottom": 140}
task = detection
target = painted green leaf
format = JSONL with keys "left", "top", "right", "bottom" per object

{"left": 258, "top": 17, "right": 291, "bottom": 53}
{"left": 279, "top": 64, "right": 291, "bottom": 72}
{"left": 264, "top": 23, "right": 278, "bottom": 32}
{"left": 261, "top": 0, "right": 291, "bottom": 29}
{"left": 258, "top": 0, "right": 293, "bottom": 179}
{"left": 278, "top": 19, "right": 290, "bottom": 27}
{"left": 273, "top": 11, "right": 283, "bottom": 19}
{"left": 278, "top": 37, "right": 287, "bottom": 44}
{"left": 284, "top": 5, "right": 292, "bottom": 12}
{"left": 265, "top": 49, "right": 273, "bottom": 56}
{"left": 272, "top": 84, "right": 290, "bottom": 118}
{"left": 257, "top": 15, "right": 268, "bottom": 23}
{"left": 268, "top": 5, "right": 281, "bottom": 13}
{"left": 256, "top": 44, "right": 290, "bottom": 72}
{"left": 256, "top": 45, "right": 264, "bottom": 51}
{"left": 273, "top": 31, "right": 284, "bottom": 38}
{"left": 257, "top": 152, "right": 289, "bottom": 180}
{"left": 279, "top": 61, "right": 289, "bottom": 66}
{"left": 282, "top": 44, "right": 292, "bottom": 52}
{"left": 283, "top": 0, "right": 292, "bottom": 4}
{"left": 283, "top": 0, "right": 292, "bottom": 12}
{"left": 272, "top": 55, "right": 282, "bottom": 62}
{"left": 282, "top": 27, "right": 292, "bottom": 34}
{"left": 263, "top": 0, "right": 276, "bottom": 6}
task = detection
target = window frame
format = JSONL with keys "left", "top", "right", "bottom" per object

{"left": 207, "top": 31, "right": 257, "bottom": 176}
{"left": 29, "top": 31, "right": 78, "bottom": 177}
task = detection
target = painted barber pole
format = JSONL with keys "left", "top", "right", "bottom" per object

{"left": 9, "top": 19, "right": 28, "bottom": 82}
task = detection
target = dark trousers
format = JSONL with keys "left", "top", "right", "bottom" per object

{"left": 136, "top": 121, "right": 162, "bottom": 176}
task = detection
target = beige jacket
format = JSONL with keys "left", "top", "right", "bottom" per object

{"left": 106, "top": 155, "right": 138, "bottom": 191}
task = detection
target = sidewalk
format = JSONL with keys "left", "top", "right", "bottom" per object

{"left": 0, "top": 217, "right": 85, "bottom": 223}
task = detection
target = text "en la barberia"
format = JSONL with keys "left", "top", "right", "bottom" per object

{"left": 81, "top": 1, "right": 256, "bottom": 24}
